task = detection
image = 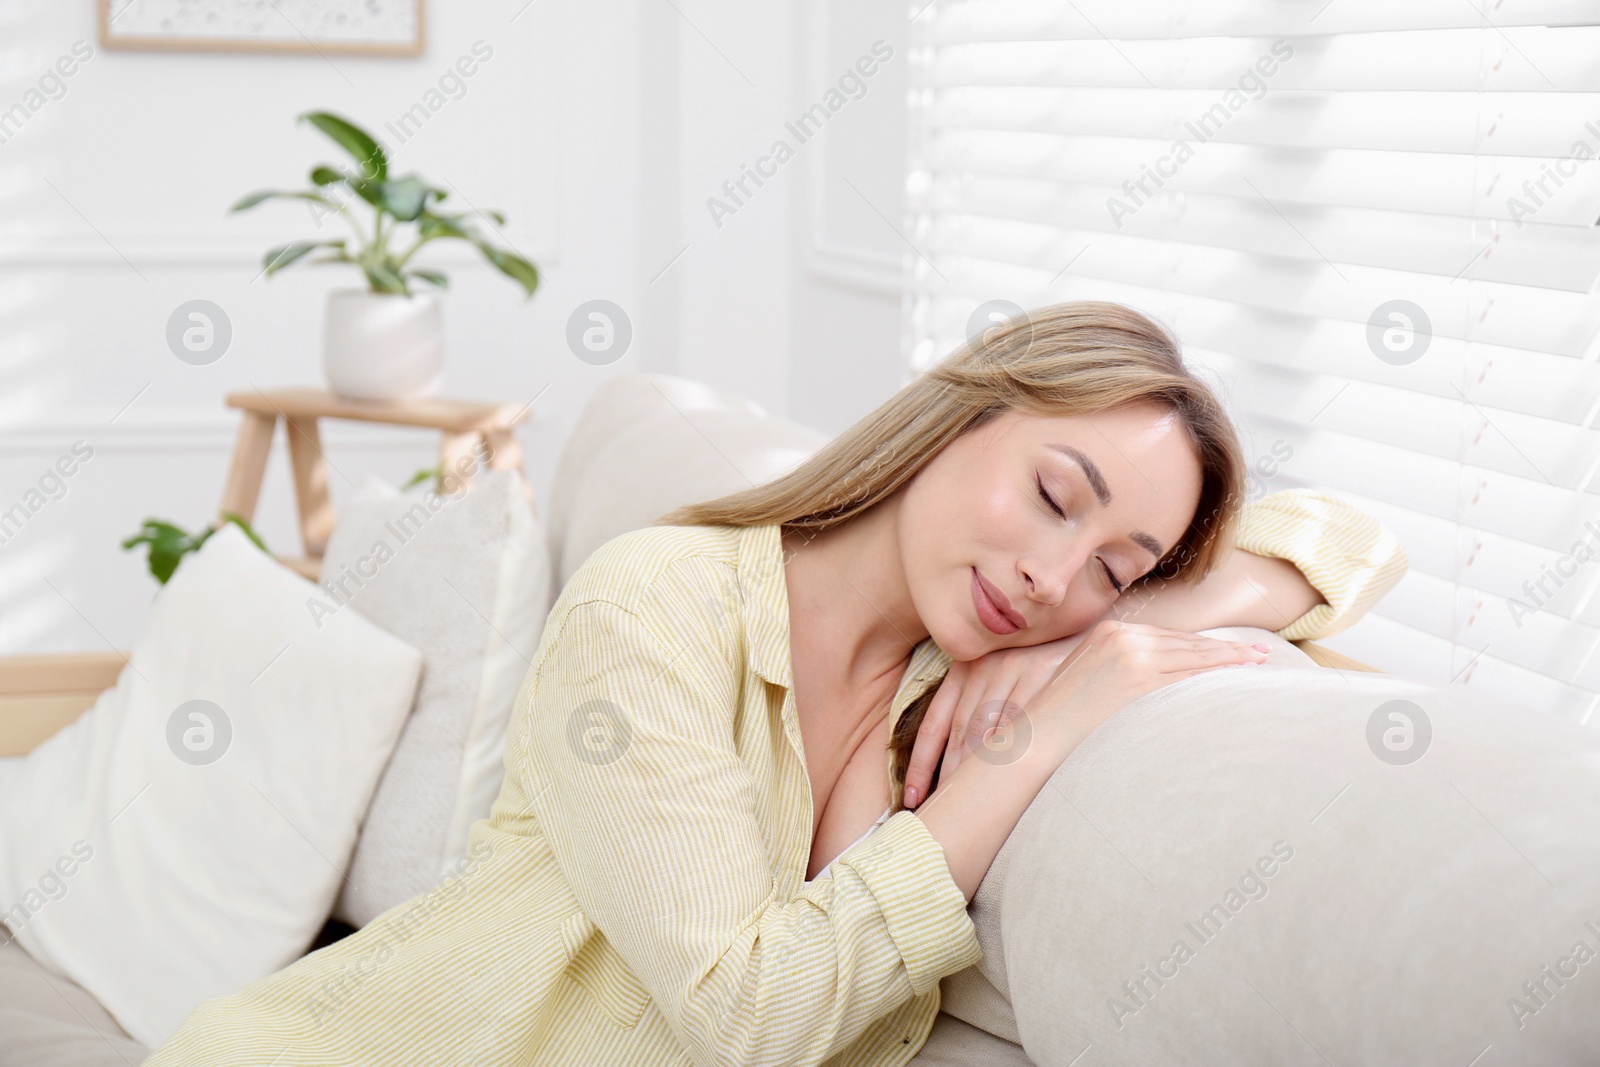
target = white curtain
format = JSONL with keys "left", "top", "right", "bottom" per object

{"left": 901, "top": 1, "right": 1600, "bottom": 721}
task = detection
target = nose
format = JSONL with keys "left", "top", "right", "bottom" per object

{"left": 1020, "top": 545, "right": 1083, "bottom": 608}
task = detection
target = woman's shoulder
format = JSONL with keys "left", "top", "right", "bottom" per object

{"left": 555, "top": 522, "right": 763, "bottom": 619}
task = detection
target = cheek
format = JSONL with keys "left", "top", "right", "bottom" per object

{"left": 966, "top": 462, "right": 1034, "bottom": 548}
{"left": 972, "top": 470, "right": 1016, "bottom": 526}
{"left": 894, "top": 480, "right": 946, "bottom": 587}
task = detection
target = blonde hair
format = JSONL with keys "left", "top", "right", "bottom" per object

{"left": 659, "top": 300, "right": 1251, "bottom": 799}
{"left": 659, "top": 300, "right": 1249, "bottom": 588}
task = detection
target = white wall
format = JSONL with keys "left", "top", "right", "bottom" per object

{"left": 787, "top": 0, "right": 913, "bottom": 434}
{"left": 0, "top": 0, "right": 911, "bottom": 654}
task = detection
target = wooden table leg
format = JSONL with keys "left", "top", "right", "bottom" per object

{"left": 439, "top": 431, "right": 480, "bottom": 494}
{"left": 286, "top": 416, "right": 333, "bottom": 559}
{"left": 483, "top": 427, "right": 536, "bottom": 514}
{"left": 219, "top": 411, "right": 276, "bottom": 524}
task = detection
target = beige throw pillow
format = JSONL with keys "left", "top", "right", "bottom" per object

{"left": 320, "top": 469, "right": 550, "bottom": 927}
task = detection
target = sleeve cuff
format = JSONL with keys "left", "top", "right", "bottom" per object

{"left": 833, "top": 809, "right": 983, "bottom": 995}
{"left": 1233, "top": 488, "right": 1409, "bottom": 642}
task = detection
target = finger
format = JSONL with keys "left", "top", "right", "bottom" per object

{"left": 1110, "top": 620, "right": 1269, "bottom": 644}
{"left": 1164, "top": 659, "right": 1258, "bottom": 681}
{"left": 943, "top": 666, "right": 999, "bottom": 774}
{"left": 948, "top": 673, "right": 1024, "bottom": 777}
{"left": 1048, "top": 633, "right": 1261, "bottom": 688}
{"left": 905, "top": 670, "right": 963, "bottom": 807}
{"left": 1116, "top": 632, "right": 1271, "bottom": 660}
{"left": 1163, "top": 639, "right": 1269, "bottom": 660}
{"left": 1124, "top": 628, "right": 1269, "bottom": 651}
{"left": 946, "top": 672, "right": 985, "bottom": 764}
{"left": 1006, "top": 661, "right": 1066, "bottom": 736}
{"left": 1150, "top": 643, "right": 1268, "bottom": 674}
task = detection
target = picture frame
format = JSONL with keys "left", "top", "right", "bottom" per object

{"left": 97, "top": 0, "right": 427, "bottom": 57}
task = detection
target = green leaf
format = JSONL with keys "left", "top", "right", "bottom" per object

{"left": 417, "top": 211, "right": 474, "bottom": 241}
{"left": 262, "top": 241, "right": 345, "bottom": 276}
{"left": 122, "top": 515, "right": 270, "bottom": 585}
{"left": 475, "top": 241, "right": 540, "bottom": 299}
{"left": 401, "top": 465, "right": 440, "bottom": 491}
{"left": 310, "top": 165, "right": 345, "bottom": 186}
{"left": 378, "top": 176, "right": 429, "bottom": 222}
{"left": 298, "top": 111, "right": 387, "bottom": 181}
{"left": 231, "top": 189, "right": 340, "bottom": 213}
{"left": 408, "top": 269, "right": 449, "bottom": 289}
{"left": 118, "top": 520, "right": 186, "bottom": 553}
{"left": 219, "top": 512, "right": 268, "bottom": 551}
{"left": 120, "top": 519, "right": 194, "bottom": 584}
{"left": 230, "top": 189, "right": 280, "bottom": 212}
{"left": 346, "top": 174, "right": 384, "bottom": 210}
{"left": 363, "top": 259, "right": 410, "bottom": 295}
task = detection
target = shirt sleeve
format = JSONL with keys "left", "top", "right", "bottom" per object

{"left": 1232, "top": 487, "right": 1409, "bottom": 642}
{"left": 516, "top": 586, "right": 982, "bottom": 1067}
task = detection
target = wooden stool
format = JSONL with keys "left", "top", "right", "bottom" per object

{"left": 219, "top": 387, "right": 534, "bottom": 580}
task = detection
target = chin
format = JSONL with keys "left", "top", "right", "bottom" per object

{"left": 933, "top": 606, "right": 996, "bottom": 661}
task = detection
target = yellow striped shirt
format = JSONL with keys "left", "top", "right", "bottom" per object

{"left": 143, "top": 488, "right": 1404, "bottom": 1067}
{"left": 1231, "top": 487, "right": 1408, "bottom": 642}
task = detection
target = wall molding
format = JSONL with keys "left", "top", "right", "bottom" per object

{"left": 0, "top": 232, "right": 559, "bottom": 268}
{"left": 806, "top": 240, "right": 903, "bottom": 295}
{"left": 0, "top": 415, "right": 457, "bottom": 455}
{"left": 798, "top": 1, "right": 910, "bottom": 301}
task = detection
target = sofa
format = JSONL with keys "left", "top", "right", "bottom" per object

{"left": 9, "top": 371, "right": 1523, "bottom": 1062}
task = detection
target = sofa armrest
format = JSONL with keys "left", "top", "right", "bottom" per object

{"left": 1292, "top": 639, "right": 1381, "bottom": 673}
{"left": 0, "top": 641, "right": 1379, "bottom": 759}
{"left": 0, "top": 651, "right": 127, "bottom": 757}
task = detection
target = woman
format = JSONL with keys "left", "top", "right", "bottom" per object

{"left": 145, "top": 301, "right": 1400, "bottom": 1066}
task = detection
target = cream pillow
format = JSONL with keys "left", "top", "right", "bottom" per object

{"left": 544, "top": 374, "right": 770, "bottom": 583}
{"left": 318, "top": 469, "right": 550, "bottom": 927}
{"left": 0, "top": 524, "right": 422, "bottom": 1048}
{"left": 559, "top": 405, "right": 825, "bottom": 586}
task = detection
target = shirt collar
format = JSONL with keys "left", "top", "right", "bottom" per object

{"left": 737, "top": 523, "right": 796, "bottom": 692}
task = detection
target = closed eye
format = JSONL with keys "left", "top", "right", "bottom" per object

{"left": 1036, "top": 472, "right": 1124, "bottom": 594}
{"left": 1035, "top": 472, "right": 1065, "bottom": 518}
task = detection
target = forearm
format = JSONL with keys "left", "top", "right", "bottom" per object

{"left": 912, "top": 726, "right": 1080, "bottom": 902}
{"left": 1101, "top": 549, "right": 1326, "bottom": 636}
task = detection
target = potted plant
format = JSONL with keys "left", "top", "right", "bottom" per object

{"left": 121, "top": 464, "right": 436, "bottom": 584}
{"left": 122, "top": 513, "right": 268, "bottom": 585}
{"left": 231, "top": 111, "right": 539, "bottom": 402}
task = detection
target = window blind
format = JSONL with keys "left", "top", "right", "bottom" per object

{"left": 901, "top": 1, "right": 1600, "bottom": 722}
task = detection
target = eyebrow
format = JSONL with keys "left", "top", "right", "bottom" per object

{"left": 1045, "top": 443, "right": 1166, "bottom": 561}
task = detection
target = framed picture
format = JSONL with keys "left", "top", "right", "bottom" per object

{"left": 98, "top": 0, "right": 426, "bottom": 57}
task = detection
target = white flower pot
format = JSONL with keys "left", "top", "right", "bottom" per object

{"left": 322, "top": 289, "right": 444, "bottom": 401}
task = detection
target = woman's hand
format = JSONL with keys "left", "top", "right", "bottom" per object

{"left": 903, "top": 621, "right": 1269, "bottom": 808}
{"left": 902, "top": 632, "right": 1087, "bottom": 809}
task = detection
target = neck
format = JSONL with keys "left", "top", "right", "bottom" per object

{"left": 781, "top": 493, "right": 930, "bottom": 691}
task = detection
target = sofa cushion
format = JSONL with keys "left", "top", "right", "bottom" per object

{"left": 546, "top": 374, "right": 769, "bottom": 582}
{"left": 937, "top": 625, "right": 1313, "bottom": 1048}
{"left": 557, "top": 400, "right": 826, "bottom": 586}
{"left": 908, "top": 1010, "right": 1034, "bottom": 1066}
{"left": 319, "top": 469, "right": 551, "bottom": 928}
{"left": 0, "top": 524, "right": 423, "bottom": 1048}
{"left": 982, "top": 647, "right": 1600, "bottom": 1065}
{"left": 0, "top": 926, "right": 1027, "bottom": 1067}
{"left": 0, "top": 937, "right": 148, "bottom": 1067}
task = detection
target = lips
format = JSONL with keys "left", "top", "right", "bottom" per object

{"left": 971, "top": 567, "right": 1024, "bottom": 635}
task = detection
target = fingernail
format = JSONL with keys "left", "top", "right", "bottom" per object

{"left": 905, "top": 784, "right": 919, "bottom": 807}
{"left": 1251, "top": 642, "right": 1270, "bottom": 653}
